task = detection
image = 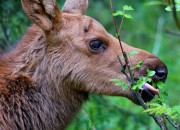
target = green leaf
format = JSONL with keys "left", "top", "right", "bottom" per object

{"left": 132, "top": 85, "right": 138, "bottom": 90}
{"left": 171, "top": 114, "right": 179, "bottom": 119}
{"left": 144, "top": 108, "right": 154, "bottom": 113}
{"left": 112, "top": 10, "right": 124, "bottom": 16}
{"left": 161, "top": 91, "right": 168, "bottom": 97}
{"left": 110, "top": 79, "right": 123, "bottom": 86}
{"left": 136, "top": 61, "right": 143, "bottom": 67}
{"left": 120, "top": 51, "right": 139, "bottom": 60}
{"left": 147, "top": 69, "right": 156, "bottom": 77}
{"left": 165, "top": 5, "right": 180, "bottom": 12}
{"left": 144, "top": 103, "right": 180, "bottom": 120}
{"left": 154, "top": 97, "right": 164, "bottom": 103}
{"left": 123, "top": 5, "right": 134, "bottom": 11}
{"left": 144, "top": 1, "right": 166, "bottom": 6}
{"left": 148, "top": 103, "right": 161, "bottom": 107}
{"left": 157, "top": 82, "right": 165, "bottom": 89}
{"left": 122, "top": 85, "right": 128, "bottom": 90}
{"left": 131, "top": 61, "right": 143, "bottom": 70}
{"left": 146, "top": 77, "right": 152, "bottom": 82}
{"left": 129, "top": 51, "right": 139, "bottom": 56}
{"left": 110, "top": 79, "right": 129, "bottom": 90}
{"left": 110, "top": 78, "right": 121, "bottom": 83}
{"left": 132, "top": 83, "right": 143, "bottom": 90}
{"left": 124, "top": 14, "right": 133, "bottom": 19}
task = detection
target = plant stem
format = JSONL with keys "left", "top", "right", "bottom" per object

{"left": 172, "top": 0, "right": 180, "bottom": 30}
{"left": 109, "top": 0, "right": 126, "bottom": 60}
{"left": 135, "top": 92, "right": 167, "bottom": 130}
{"left": 165, "top": 115, "right": 180, "bottom": 129}
{"left": 117, "top": 55, "right": 131, "bottom": 83}
{"left": 123, "top": 52, "right": 135, "bottom": 85}
{"left": 118, "top": 15, "right": 125, "bottom": 34}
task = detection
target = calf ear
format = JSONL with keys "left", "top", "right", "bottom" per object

{"left": 21, "top": 0, "right": 62, "bottom": 31}
{"left": 62, "top": 0, "right": 88, "bottom": 15}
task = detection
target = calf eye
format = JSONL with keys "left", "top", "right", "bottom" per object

{"left": 89, "top": 39, "right": 106, "bottom": 52}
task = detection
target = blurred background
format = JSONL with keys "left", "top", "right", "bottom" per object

{"left": 0, "top": 0, "right": 179, "bottom": 129}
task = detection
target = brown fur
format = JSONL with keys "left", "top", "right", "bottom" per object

{"left": 0, "top": 0, "right": 167, "bottom": 129}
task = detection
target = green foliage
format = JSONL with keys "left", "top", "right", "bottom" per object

{"left": 147, "top": 69, "right": 156, "bottom": 77}
{"left": 120, "top": 51, "right": 139, "bottom": 60}
{"left": 113, "top": 5, "right": 134, "bottom": 19}
{"left": 145, "top": 0, "right": 180, "bottom": 12}
{"left": 165, "top": 0, "right": 180, "bottom": 11}
{"left": 110, "top": 79, "right": 129, "bottom": 90}
{"left": 144, "top": 103, "right": 180, "bottom": 120}
{"left": 165, "top": 5, "right": 180, "bottom": 12}
{"left": 131, "top": 70, "right": 155, "bottom": 91}
{"left": 131, "top": 61, "right": 143, "bottom": 70}
{"left": 144, "top": 1, "right": 166, "bottom": 6}
{"left": 157, "top": 82, "right": 166, "bottom": 89}
{"left": 129, "top": 51, "right": 139, "bottom": 56}
{"left": 110, "top": 68, "right": 156, "bottom": 91}
{"left": 123, "top": 5, "right": 134, "bottom": 11}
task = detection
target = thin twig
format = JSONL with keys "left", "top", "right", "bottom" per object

{"left": 135, "top": 92, "right": 167, "bottom": 130}
{"left": 109, "top": 0, "right": 126, "bottom": 60}
{"left": 123, "top": 52, "right": 135, "bottom": 85}
{"left": 118, "top": 15, "right": 125, "bottom": 34}
{"left": 162, "top": 115, "right": 168, "bottom": 130}
{"left": 167, "top": 0, "right": 171, "bottom": 5}
{"left": 117, "top": 55, "right": 131, "bottom": 83}
{"left": 165, "top": 29, "right": 180, "bottom": 36}
{"left": 172, "top": 0, "right": 180, "bottom": 30}
{"left": 165, "top": 115, "right": 180, "bottom": 129}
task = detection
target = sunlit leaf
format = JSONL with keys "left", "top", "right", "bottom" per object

{"left": 124, "top": 14, "right": 133, "bottom": 19}
{"left": 112, "top": 10, "right": 124, "bottom": 16}
{"left": 147, "top": 69, "right": 156, "bottom": 77}
{"left": 129, "top": 51, "right": 139, "bottom": 56}
{"left": 144, "top": 1, "right": 166, "bottom": 6}
{"left": 110, "top": 78, "right": 121, "bottom": 83}
{"left": 123, "top": 5, "right": 134, "bottom": 11}
{"left": 131, "top": 61, "right": 142, "bottom": 70}
{"left": 157, "top": 82, "right": 165, "bottom": 89}
{"left": 110, "top": 79, "right": 129, "bottom": 89}
{"left": 122, "top": 85, "right": 128, "bottom": 90}
{"left": 165, "top": 5, "right": 180, "bottom": 12}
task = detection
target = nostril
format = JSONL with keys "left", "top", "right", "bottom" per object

{"left": 155, "top": 67, "right": 167, "bottom": 82}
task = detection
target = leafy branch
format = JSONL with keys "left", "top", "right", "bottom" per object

{"left": 146, "top": 0, "right": 180, "bottom": 31}
{"left": 112, "top": 5, "right": 134, "bottom": 34}
{"left": 109, "top": 0, "right": 180, "bottom": 129}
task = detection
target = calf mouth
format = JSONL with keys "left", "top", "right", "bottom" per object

{"left": 132, "top": 78, "right": 160, "bottom": 103}
{"left": 140, "top": 82, "right": 159, "bottom": 102}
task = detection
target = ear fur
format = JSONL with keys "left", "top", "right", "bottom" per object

{"left": 21, "top": 0, "right": 61, "bottom": 31}
{"left": 62, "top": 0, "right": 88, "bottom": 15}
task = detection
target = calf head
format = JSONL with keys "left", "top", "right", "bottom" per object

{"left": 21, "top": 0, "right": 167, "bottom": 104}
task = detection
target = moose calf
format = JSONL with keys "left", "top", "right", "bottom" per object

{"left": 0, "top": 0, "right": 167, "bottom": 129}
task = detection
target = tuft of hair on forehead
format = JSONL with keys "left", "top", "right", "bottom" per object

{"left": 62, "top": 0, "right": 88, "bottom": 15}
